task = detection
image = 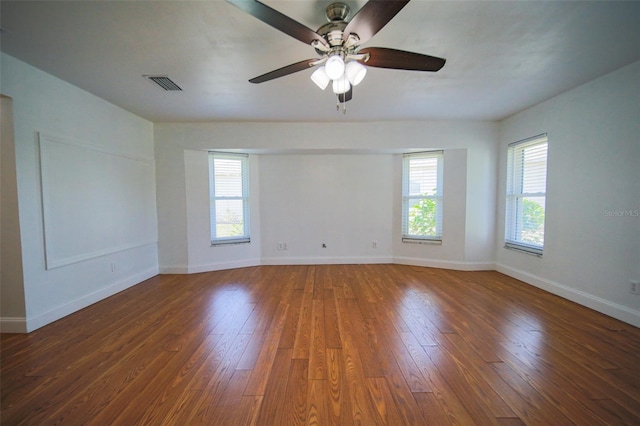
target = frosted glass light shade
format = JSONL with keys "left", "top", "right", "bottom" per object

{"left": 332, "top": 75, "right": 351, "bottom": 94}
{"left": 325, "top": 55, "right": 345, "bottom": 80}
{"left": 310, "top": 66, "right": 330, "bottom": 90}
{"left": 345, "top": 61, "right": 367, "bottom": 86}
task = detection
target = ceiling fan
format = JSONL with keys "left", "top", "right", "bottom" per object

{"left": 228, "top": 0, "right": 446, "bottom": 110}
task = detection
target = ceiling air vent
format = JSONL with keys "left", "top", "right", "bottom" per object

{"left": 143, "top": 75, "right": 182, "bottom": 91}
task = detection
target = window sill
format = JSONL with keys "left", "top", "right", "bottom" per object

{"left": 504, "top": 242, "right": 542, "bottom": 257}
{"left": 402, "top": 238, "right": 442, "bottom": 245}
{"left": 211, "top": 239, "right": 251, "bottom": 247}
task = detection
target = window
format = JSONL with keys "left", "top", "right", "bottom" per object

{"left": 209, "top": 152, "right": 250, "bottom": 245}
{"left": 402, "top": 151, "right": 443, "bottom": 242}
{"left": 505, "top": 134, "right": 548, "bottom": 255}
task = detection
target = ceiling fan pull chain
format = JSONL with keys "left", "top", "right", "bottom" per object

{"left": 336, "top": 94, "right": 347, "bottom": 114}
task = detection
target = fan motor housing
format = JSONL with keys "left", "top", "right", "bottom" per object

{"left": 316, "top": 21, "right": 347, "bottom": 49}
{"left": 315, "top": 3, "right": 351, "bottom": 49}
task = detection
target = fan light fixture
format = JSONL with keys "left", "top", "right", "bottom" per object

{"left": 325, "top": 55, "right": 345, "bottom": 80}
{"left": 311, "top": 58, "right": 366, "bottom": 97}
{"left": 332, "top": 75, "right": 351, "bottom": 94}
{"left": 310, "top": 67, "right": 330, "bottom": 90}
{"left": 345, "top": 61, "right": 367, "bottom": 86}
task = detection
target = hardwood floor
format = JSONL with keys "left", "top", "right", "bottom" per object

{"left": 2, "top": 264, "right": 639, "bottom": 425}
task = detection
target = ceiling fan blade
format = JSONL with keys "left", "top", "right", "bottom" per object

{"left": 249, "top": 59, "right": 317, "bottom": 83}
{"left": 359, "top": 47, "right": 446, "bottom": 72}
{"left": 342, "top": 0, "right": 410, "bottom": 45}
{"left": 228, "top": 0, "right": 328, "bottom": 48}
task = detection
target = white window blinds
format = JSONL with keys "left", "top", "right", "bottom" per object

{"left": 209, "top": 152, "right": 250, "bottom": 245}
{"left": 402, "top": 151, "right": 443, "bottom": 242}
{"left": 505, "top": 134, "right": 548, "bottom": 255}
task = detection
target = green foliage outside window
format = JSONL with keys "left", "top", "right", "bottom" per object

{"left": 408, "top": 197, "right": 437, "bottom": 236}
{"left": 217, "top": 208, "right": 244, "bottom": 237}
{"left": 520, "top": 198, "right": 545, "bottom": 245}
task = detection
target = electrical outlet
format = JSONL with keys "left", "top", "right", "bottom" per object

{"left": 111, "top": 262, "right": 117, "bottom": 272}
{"left": 277, "top": 243, "right": 283, "bottom": 251}
{"left": 372, "top": 241, "right": 377, "bottom": 249}
{"left": 282, "top": 242, "right": 288, "bottom": 250}
{"left": 631, "top": 280, "right": 640, "bottom": 295}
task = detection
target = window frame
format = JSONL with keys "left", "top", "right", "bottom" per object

{"left": 401, "top": 151, "right": 444, "bottom": 243}
{"left": 208, "top": 151, "right": 250, "bottom": 246}
{"left": 504, "top": 134, "right": 548, "bottom": 256}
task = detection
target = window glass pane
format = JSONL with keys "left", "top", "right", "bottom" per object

{"left": 214, "top": 159, "right": 243, "bottom": 197}
{"left": 516, "top": 196, "right": 545, "bottom": 246}
{"left": 505, "top": 135, "right": 547, "bottom": 253}
{"left": 402, "top": 151, "right": 443, "bottom": 241}
{"left": 408, "top": 198, "right": 440, "bottom": 236}
{"left": 214, "top": 199, "right": 245, "bottom": 238}
{"left": 520, "top": 143, "right": 547, "bottom": 194}
{"left": 408, "top": 157, "right": 439, "bottom": 196}
{"left": 209, "top": 153, "right": 249, "bottom": 244}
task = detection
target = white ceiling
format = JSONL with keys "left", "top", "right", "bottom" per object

{"left": 1, "top": 0, "right": 639, "bottom": 123}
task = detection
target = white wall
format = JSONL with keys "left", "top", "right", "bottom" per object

{"left": 260, "top": 154, "right": 393, "bottom": 264}
{"left": 465, "top": 145, "right": 498, "bottom": 262}
{"left": 1, "top": 95, "right": 26, "bottom": 329}
{"left": 496, "top": 60, "right": 640, "bottom": 326}
{"left": 0, "top": 53, "right": 158, "bottom": 332}
{"left": 154, "top": 121, "right": 498, "bottom": 273}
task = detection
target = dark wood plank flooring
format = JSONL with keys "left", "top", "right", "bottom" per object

{"left": 2, "top": 264, "right": 639, "bottom": 425}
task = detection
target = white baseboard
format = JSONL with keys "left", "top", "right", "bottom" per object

{"left": 159, "top": 264, "right": 189, "bottom": 274}
{"left": 261, "top": 256, "right": 394, "bottom": 266}
{"left": 165, "top": 256, "right": 490, "bottom": 271}
{"left": 394, "top": 256, "right": 496, "bottom": 271}
{"left": 187, "top": 258, "right": 261, "bottom": 274}
{"left": 165, "top": 257, "right": 493, "bottom": 271}
{"left": 160, "top": 259, "right": 261, "bottom": 274}
{"left": 0, "top": 317, "right": 28, "bottom": 333}
{"left": 496, "top": 263, "right": 640, "bottom": 328}
{"left": 23, "top": 266, "right": 159, "bottom": 332}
